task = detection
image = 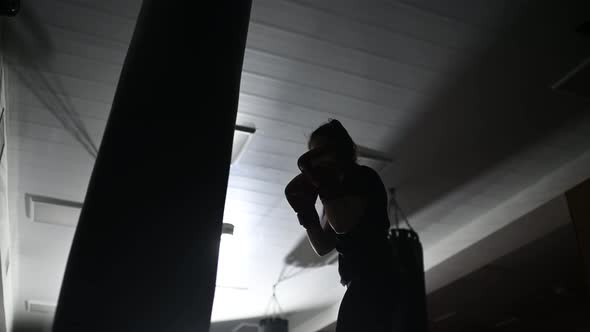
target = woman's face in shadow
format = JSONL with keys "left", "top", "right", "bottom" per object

{"left": 308, "top": 136, "right": 328, "bottom": 151}
{"left": 308, "top": 137, "right": 341, "bottom": 169}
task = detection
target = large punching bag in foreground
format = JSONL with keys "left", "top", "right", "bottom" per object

{"left": 52, "top": 1, "right": 252, "bottom": 331}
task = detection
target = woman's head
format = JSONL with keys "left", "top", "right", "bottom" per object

{"left": 308, "top": 119, "right": 357, "bottom": 165}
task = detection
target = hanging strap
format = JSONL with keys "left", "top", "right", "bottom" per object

{"left": 388, "top": 187, "right": 414, "bottom": 232}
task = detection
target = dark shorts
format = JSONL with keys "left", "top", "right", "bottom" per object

{"left": 336, "top": 274, "right": 399, "bottom": 332}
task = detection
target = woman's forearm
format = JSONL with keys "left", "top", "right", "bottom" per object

{"left": 306, "top": 221, "right": 335, "bottom": 256}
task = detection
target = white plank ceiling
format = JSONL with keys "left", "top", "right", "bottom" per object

{"left": 1, "top": 0, "right": 589, "bottom": 330}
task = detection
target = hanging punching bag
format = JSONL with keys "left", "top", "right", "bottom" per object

{"left": 259, "top": 318, "right": 288, "bottom": 332}
{"left": 388, "top": 189, "right": 429, "bottom": 332}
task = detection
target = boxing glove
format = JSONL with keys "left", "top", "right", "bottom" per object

{"left": 285, "top": 173, "right": 320, "bottom": 229}
{"left": 285, "top": 173, "right": 318, "bottom": 213}
{"left": 297, "top": 147, "right": 347, "bottom": 202}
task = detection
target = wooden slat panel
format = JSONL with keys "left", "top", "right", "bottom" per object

{"left": 252, "top": 0, "right": 462, "bottom": 71}
{"left": 9, "top": 104, "right": 107, "bottom": 133}
{"left": 288, "top": 0, "right": 490, "bottom": 50}
{"left": 4, "top": 21, "right": 128, "bottom": 64}
{"left": 8, "top": 121, "right": 103, "bottom": 149}
{"left": 57, "top": 0, "right": 142, "bottom": 20}
{"left": 243, "top": 49, "right": 421, "bottom": 111}
{"left": 11, "top": 86, "right": 111, "bottom": 120}
{"left": 7, "top": 163, "right": 90, "bottom": 199}
{"left": 240, "top": 72, "right": 402, "bottom": 126}
{"left": 237, "top": 94, "right": 393, "bottom": 148}
{"left": 246, "top": 23, "right": 437, "bottom": 91}
{"left": 30, "top": 0, "right": 136, "bottom": 43}
{"left": 4, "top": 51, "right": 122, "bottom": 85}
{"left": 7, "top": 66, "right": 116, "bottom": 104}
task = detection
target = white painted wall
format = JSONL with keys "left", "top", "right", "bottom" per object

{"left": 0, "top": 35, "right": 15, "bottom": 332}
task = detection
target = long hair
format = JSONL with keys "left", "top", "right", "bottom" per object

{"left": 308, "top": 119, "right": 357, "bottom": 164}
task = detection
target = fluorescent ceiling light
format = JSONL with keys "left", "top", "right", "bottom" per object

{"left": 222, "top": 223, "right": 235, "bottom": 236}
{"left": 25, "top": 300, "right": 56, "bottom": 314}
{"left": 26, "top": 194, "right": 82, "bottom": 228}
{"left": 232, "top": 124, "right": 256, "bottom": 165}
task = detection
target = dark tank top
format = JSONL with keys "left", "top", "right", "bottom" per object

{"left": 333, "top": 164, "right": 393, "bottom": 285}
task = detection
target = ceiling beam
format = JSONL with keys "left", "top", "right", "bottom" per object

{"left": 423, "top": 145, "right": 590, "bottom": 274}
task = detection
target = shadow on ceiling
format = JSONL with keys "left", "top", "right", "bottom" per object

{"left": 3, "top": 1, "right": 99, "bottom": 158}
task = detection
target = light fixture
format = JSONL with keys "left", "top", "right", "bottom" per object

{"left": 222, "top": 222, "right": 234, "bottom": 236}
{"left": 220, "top": 223, "right": 236, "bottom": 250}
{"left": 25, "top": 300, "right": 56, "bottom": 314}
{"left": 26, "top": 194, "right": 82, "bottom": 228}
{"left": 217, "top": 222, "right": 248, "bottom": 292}
{"left": 231, "top": 124, "right": 256, "bottom": 165}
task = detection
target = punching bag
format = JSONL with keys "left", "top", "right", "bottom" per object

{"left": 259, "top": 318, "right": 288, "bottom": 332}
{"left": 388, "top": 189, "right": 429, "bottom": 332}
